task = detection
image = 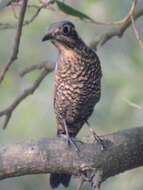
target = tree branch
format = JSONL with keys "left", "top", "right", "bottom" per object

{"left": 91, "top": 7, "right": 143, "bottom": 49}
{"left": 0, "top": 0, "right": 28, "bottom": 84}
{"left": 1, "top": 7, "right": 143, "bottom": 129}
{"left": 0, "top": 126, "right": 143, "bottom": 189}
{"left": 0, "top": 1, "right": 55, "bottom": 31}
{"left": 130, "top": 14, "right": 143, "bottom": 48}
{"left": 19, "top": 61, "right": 54, "bottom": 77}
{"left": 0, "top": 62, "right": 55, "bottom": 129}
{"left": 0, "top": 6, "right": 41, "bottom": 31}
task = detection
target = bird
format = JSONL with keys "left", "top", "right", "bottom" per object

{"left": 42, "top": 20, "right": 102, "bottom": 188}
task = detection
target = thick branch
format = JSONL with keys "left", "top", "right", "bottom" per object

{"left": 0, "top": 126, "right": 143, "bottom": 188}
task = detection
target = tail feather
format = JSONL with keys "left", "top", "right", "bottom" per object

{"left": 50, "top": 173, "right": 71, "bottom": 188}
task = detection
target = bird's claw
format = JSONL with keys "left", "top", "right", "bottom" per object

{"left": 58, "top": 134, "right": 80, "bottom": 152}
{"left": 67, "top": 137, "right": 80, "bottom": 152}
{"left": 89, "top": 128, "right": 105, "bottom": 150}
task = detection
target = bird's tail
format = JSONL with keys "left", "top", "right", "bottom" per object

{"left": 50, "top": 173, "right": 71, "bottom": 188}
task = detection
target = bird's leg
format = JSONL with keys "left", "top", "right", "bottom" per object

{"left": 86, "top": 121, "right": 105, "bottom": 150}
{"left": 63, "top": 120, "right": 80, "bottom": 152}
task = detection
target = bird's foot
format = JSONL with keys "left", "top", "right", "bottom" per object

{"left": 67, "top": 136, "right": 80, "bottom": 152}
{"left": 86, "top": 121, "right": 105, "bottom": 150}
{"left": 62, "top": 119, "right": 80, "bottom": 152}
{"left": 58, "top": 134, "right": 80, "bottom": 152}
{"left": 89, "top": 128, "right": 105, "bottom": 150}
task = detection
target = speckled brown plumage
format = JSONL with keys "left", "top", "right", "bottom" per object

{"left": 42, "top": 20, "right": 102, "bottom": 188}
{"left": 54, "top": 45, "right": 102, "bottom": 137}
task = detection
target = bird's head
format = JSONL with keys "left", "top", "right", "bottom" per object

{"left": 42, "top": 21, "right": 84, "bottom": 52}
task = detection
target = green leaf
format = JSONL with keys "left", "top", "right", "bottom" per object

{"left": 56, "top": 0, "right": 94, "bottom": 21}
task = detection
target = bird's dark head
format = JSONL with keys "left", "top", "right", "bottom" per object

{"left": 42, "top": 21, "right": 84, "bottom": 52}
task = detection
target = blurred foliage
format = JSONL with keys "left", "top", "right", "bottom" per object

{"left": 55, "top": 0, "right": 94, "bottom": 21}
{"left": 0, "top": 0, "right": 143, "bottom": 190}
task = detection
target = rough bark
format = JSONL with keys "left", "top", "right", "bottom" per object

{"left": 0, "top": 126, "right": 143, "bottom": 188}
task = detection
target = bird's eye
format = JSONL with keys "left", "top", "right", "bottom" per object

{"left": 62, "top": 25, "right": 71, "bottom": 35}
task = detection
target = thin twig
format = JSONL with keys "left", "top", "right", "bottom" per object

{"left": 58, "top": 0, "right": 136, "bottom": 26}
{"left": 0, "top": 0, "right": 28, "bottom": 84}
{"left": 0, "top": 0, "right": 143, "bottom": 130}
{"left": 24, "top": 4, "right": 45, "bottom": 25}
{"left": 0, "top": 5, "right": 43, "bottom": 30}
{"left": 0, "top": 23, "right": 16, "bottom": 30}
{"left": 128, "top": 0, "right": 143, "bottom": 49}
{"left": 0, "top": 0, "right": 138, "bottom": 30}
{"left": 0, "top": 64, "right": 54, "bottom": 129}
{"left": 19, "top": 61, "right": 55, "bottom": 77}
{"left": 130, "top": 15, "right": 143, "bottom": 48}
{"left": 91, "top": 7, "right": 143, "bottom": 49}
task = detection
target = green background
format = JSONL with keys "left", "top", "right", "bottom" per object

{"left": 0, "top": 0, "right": 143, "bottom": 189}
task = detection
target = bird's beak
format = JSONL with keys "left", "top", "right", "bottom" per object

{"left": 42, "top": 33, "right": 53, "bottom": 42}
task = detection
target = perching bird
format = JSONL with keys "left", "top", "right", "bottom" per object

{"left": 42, "top": 20, "right": 102, "bottom": 188}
